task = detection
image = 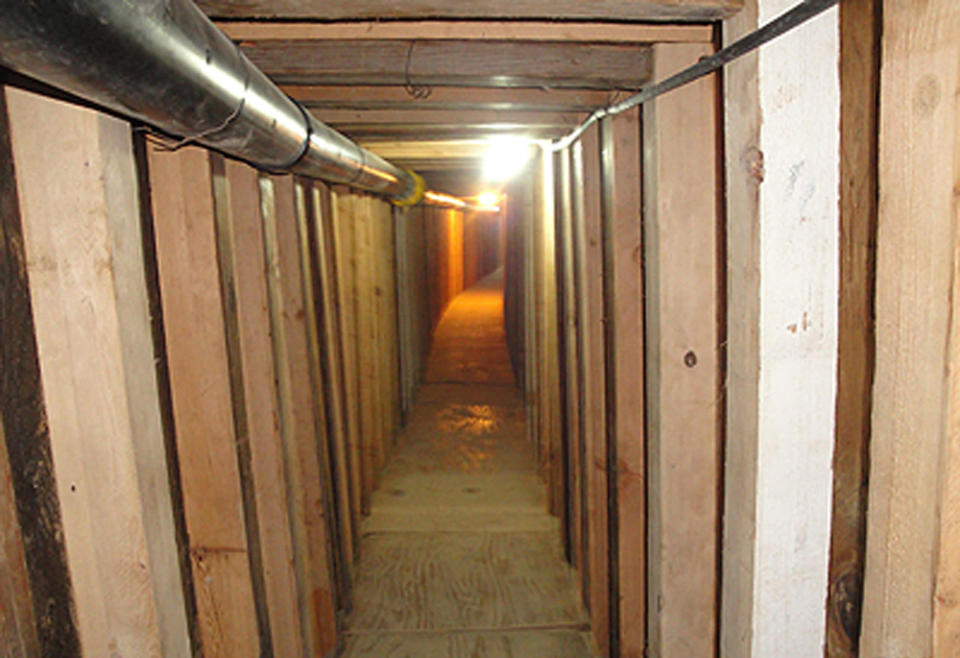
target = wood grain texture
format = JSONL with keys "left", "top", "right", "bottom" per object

{"left": 147, "top": 144, "right": 261, "bottom": 658}
{"left": 641, "top": 43, "right": 720, "bottom": 658}
{"left": 348, "top": 531, "right": 587, "bottom": 631}
{"left": 354, "top": 195, "right": 384, "bottom": 495}
{"left": 294, "top": 180, "right": 350, "bottom": 610}
{"left": 600, "top": 108, "right": 645, "bottom": 658}
{"left": 331, "top": 189, "right": 366, "bottom": 518}
{"left": 198, "top": 0, "right": 742, "bottom": 21}
{"left": 341, "top": 629, "right": 597, "bottom": 657}
{"left": 310, "top": 183, "right": 357, "bottom": 571}
{"left": 239, "top": 40, "right": 652, "bottom": 90}
{"left": 860, "top": 1, "right": 960, "bottom": 656}
{"left": 310, "top": 109, "right": 587, "bottom": 127}
{"left": 9, "top": 89, "right": 193, "bottom": 658}
{"left": 0, "top": 416, "right": 39, "bottom": 657}
{"left": 219, "top": 21, "right": 712, "bottom": 44}
{"left": 210, "top": 156, "right": 273, "bottom": 658}
{"left": 572, "top": 122, "right": 611, "bottom": 657}
{"left": 533, "top": 151, "right": 563, "bottom": 518}
{"left": 825, "top": 0, "right": 880, "bottom": 654}
{"left": 719, "top": 0, "right": 761, "bottom": 654}
{"left": 288, "top": 86, "right": 612, "bottom": 114}
{"left": 217, "top": 160, "right": 304, "bottom": 658}
{"left": 261, "top": 175, "right": 339, "bottom": 657}
{"left": 0, "top": 86, "right": 78, "bottom": 658}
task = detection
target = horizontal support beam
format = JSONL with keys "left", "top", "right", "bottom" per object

{"left": 383, "top": 158, "right": 483, "bottom": 171}
{"left": 362, "top": 139, "right": 492, "bottom": 160}
{"left": 343, "top": 124, "right": 569, "bottom": 140}
{"left": 288, "top": 86, "right": 614, "bottom": 112}
{"left": 198, "top": 0, "right": 742, "bottom": 21}
{"left": 313, "top": 109, "right": 586, "bottom": 126}
{"left": 240, "top": 40, "right": 653, "bottom": 90}
{"left": 218, "top": 21, "right": 712, "bottom": 43}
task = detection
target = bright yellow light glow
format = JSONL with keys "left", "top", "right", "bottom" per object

{"left": 424, "top": 190, "right": 467, "bottom": 208}
{"left": 482, "top": 137, "right": 533, "bottom": 183}
{"left": 476, "top": 191, "right": 500, "bottom": 208}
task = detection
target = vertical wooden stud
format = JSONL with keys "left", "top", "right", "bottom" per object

{"left": 311, "top": 183, "right": 357, "bottom": 572}
{"left": 825, "top": 0, "right": 880, "bottom": 654}
{"left": 261, "top": 175, "right": 339, "bottom": 656}
{"left": 721, "top": 1, "right": 839, "bottom": 654}
{"left": 294, "top": 180, "right": 350, "bottom": 608}
{"left": 215, "top": 159, "right": 305, "bottom": 658}
{"left": 0, "top": 87, "right": 78, "bottom": 658}
{"left": 557, "top": 147, "right": 582, "bottom": 567}
{"left": 642, "top": 43, "right": 721, "bottom": 658}
{"left": 600, "top": 107, "right": 645, "bottom": 658}
{"left": 572, "top": 122, "right": 611, "bottom": 656}
{"left": 8, "top": 88, "right": 193, "bottom": 657}
{"left": 147, "top": 144, "right": 262, "bottom": 658}
{"left": 861, "top": 2, "right": 960, "bottom": 656}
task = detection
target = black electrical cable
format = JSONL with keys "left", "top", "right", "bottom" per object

{"left": 549, "top": 0, "right": 840, "bottom": 151}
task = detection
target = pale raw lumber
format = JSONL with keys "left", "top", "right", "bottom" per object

{"left": 147, "top": 144, "right": 261, "bottom": 657}
{"left": 572, "top": 121, "right": 611, "bottom": 657}
{"left": 599, "top": 108, "right": 645, "bottom": 658}
{"left": 218, "top": 20, "right": 712, "bottom": 44}
{"left": 9, "top": 88, "right": 191, "bottom": 657}
{"left": 861, "top": 1, "right": 960, "bottom": 656}
{"left": 216, "top": 160, "right": 304, "bottom": 658}
{"left": 642, "top": 42, "right": 720, "bottom": 657}
{"left": 261, "top": 175, "right": 339, "bottom": 656}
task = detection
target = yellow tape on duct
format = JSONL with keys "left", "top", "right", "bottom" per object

{"left": 391, "top": 170, "right": 426, "bottom": 207}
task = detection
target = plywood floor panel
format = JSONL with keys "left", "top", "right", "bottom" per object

{"left": 344, "top": 270, "right": 597, "bottom": 657}
{"left": 341, "top": 630, "right": 597, "bottom": 657}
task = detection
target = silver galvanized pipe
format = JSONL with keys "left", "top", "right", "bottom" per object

{"left": 0, "top": 0, "right": 425, "bottom": 204}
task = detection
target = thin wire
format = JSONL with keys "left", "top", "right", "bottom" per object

{"left": 548, "top": 0, "right": 840, "bottom": 152}
{"left": 404, "top": 41, "right": 432, "bottom": 100}
{"left": 140, "top": 42, "right": 254, "bottom": 152}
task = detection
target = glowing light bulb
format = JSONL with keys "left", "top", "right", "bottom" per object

{"left": 476, "top": 191, "right": 500, "bottom": 208}
{"left": 482, "top": 137, "right": 533, "bottom": 183}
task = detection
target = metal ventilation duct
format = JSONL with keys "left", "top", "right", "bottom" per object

{"left": 0, "top": 0, "right": 425, "bottom": 205}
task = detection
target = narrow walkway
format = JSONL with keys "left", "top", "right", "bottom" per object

{"left": 341, "top": 270, "right": 597, "bottom": 657}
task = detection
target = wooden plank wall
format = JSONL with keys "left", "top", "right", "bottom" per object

{"left": 504, "top": 49, "right": 722, "bottom": 656}
{"left": 860, "top": 1, "right": 960, "bottom": 656}
{"left": 506, "top": 110, "right": 650, "bottom": 657}
{"left": 216, "top": 160, "right": 304, "bottom": 658}
{"left": 0, "top": 83, "right": 423, "bottom": 654}
{"left": 4, "top": 88, "right": 192, "bottom": 657}
{"left": 641, "top": 43, "right": 721, "bottom": 657}
{"left": 599, "top": 108, "right": 647, "bottom": 658}
{"left": 572, "top": 123, "right": 611, "bottom": 656}
{"left": 503, "top": 172, "right": 534, "bottom": 386}
{"left": 0, "top": 88, "right": 79, "bottom": 658}
{"left": 394, "top": 206, "right": 430, "bottom": 418}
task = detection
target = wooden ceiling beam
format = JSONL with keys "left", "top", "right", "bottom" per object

{"left": 286, "top": 86, "right": 616, "bottom": 112}
{"left": 385, "top": 158, "right": 483, "bottom": 171}
{"left": 313, "top": 109, "right": 586, "bottom": 127}
{"left": 217, "top": 21, "right": 712, "bottom": 44}
{"left": 198, "top": 0, "right": 741, "bottom": 22}
{"left": 361, "top": 139, "right": 493, "bottom": 160}
{"left": 240, "top": 40, "right": 652, "bottom": 89}
{"left": 340, "top": 123, "right": 568, "bottom": 140}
